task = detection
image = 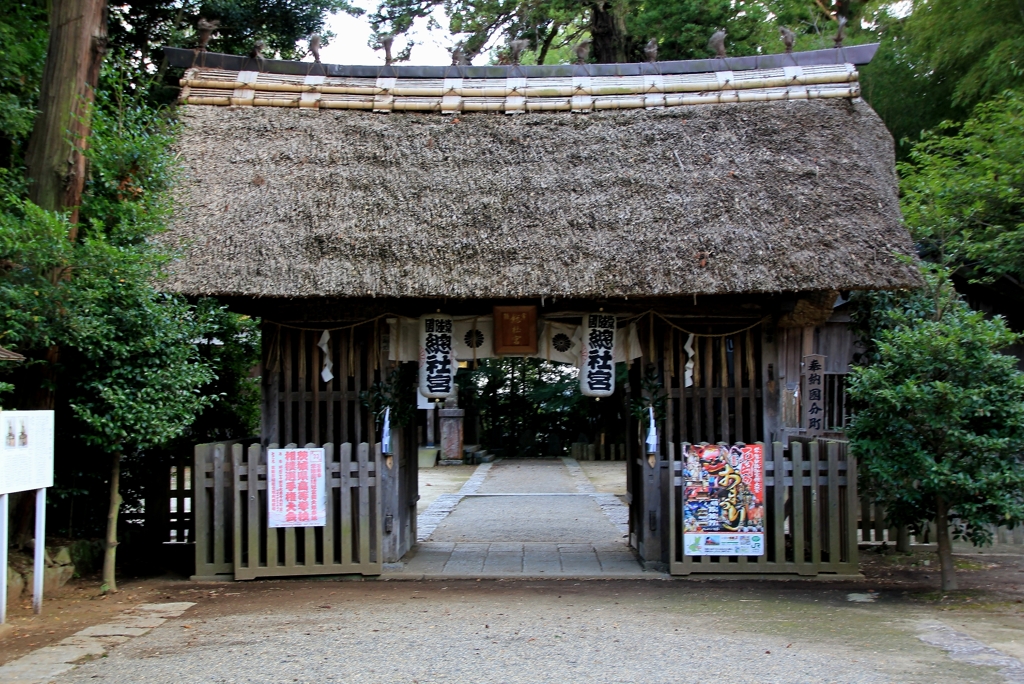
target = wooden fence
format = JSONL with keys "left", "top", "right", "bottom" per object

{"left": 670, "top": 439, "right": 859, "bottom": 576}
{"left": 859, "top": 500, "right": 1024, "bottom": 547}
{"left": 570, "top": 443, "right": 627, "bottom": 461}
{"left": 192, "top": 440, "right": 382, "bottom": 580}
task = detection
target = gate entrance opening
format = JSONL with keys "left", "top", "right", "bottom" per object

{"left": 409, "top": 356, "right": 637, "bottom": 576}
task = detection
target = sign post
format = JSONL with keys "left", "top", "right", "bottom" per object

{"left": 802, "top": 354, "right": 827, "bottom": 435}
{"left": 0, "top": 410, "right": 55, "bottom": 622}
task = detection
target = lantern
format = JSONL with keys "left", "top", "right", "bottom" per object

{"left": 419, "top": 313, "right": 456, "bottom": 399}
{"left": 580, "top": 313, "right": 616, "bottom": 397}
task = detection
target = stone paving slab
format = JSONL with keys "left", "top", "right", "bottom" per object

{"left": 0, "top": 602, "right": 195, "bottom": 684}
{"left": 389, "top": 541, "right": 649, "bottom": 579}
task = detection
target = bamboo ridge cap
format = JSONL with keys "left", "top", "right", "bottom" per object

{"left": 183, "top": 84, "right": 860, "bottom": 111}
{"left": 179, "top": 67, "right": 858, "bottom": 99}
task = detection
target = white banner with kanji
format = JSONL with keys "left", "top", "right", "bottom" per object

{"left": 267, "top": 448, "right": 326, "bottom": 527}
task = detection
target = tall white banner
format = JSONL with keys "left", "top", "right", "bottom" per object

{"left": 580, "top": 314, "right": 616, "bottom": 397}
{"left": 419, "top": 314, "right": 457, "bottom": 398}
{"left": 267, "top": 447, "right": 326, "bottom": 527}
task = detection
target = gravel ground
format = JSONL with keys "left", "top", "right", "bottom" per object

{"left": 54, "top": 580, "right": 1011, "bottom": 684}
{"left": 476, "top": 459, "right": 576, "bottom": 494}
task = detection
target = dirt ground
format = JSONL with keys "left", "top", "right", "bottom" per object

{"left": 417, "top": 464, "right": 476, "bottom": 514}
{"left": 4, "top": 546, "right": 1022, "bottom": 671}
{"left": 52, "top": 573, "right": 1024, "bottom": 684}
{"left": 576, "top": 461, "right": 627, "bottom": 499}
{"left": 0, "top": 574, "right": 194, "bottom": 665}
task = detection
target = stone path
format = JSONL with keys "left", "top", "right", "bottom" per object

{"left": 389, "top": 458, "right": 646, "bottom": 578}
{"left": 0, "top": 602, "right": 194, "bottom": 683}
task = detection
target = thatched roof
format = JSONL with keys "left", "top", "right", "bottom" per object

{"left": 0, "top": 346, "right": 25, "bottom": 362}
{"left": 161, "top": 52, "right": 919, "bottom": 300}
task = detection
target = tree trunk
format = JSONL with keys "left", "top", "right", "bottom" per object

{"left": 102, "top": 450, "right": 121, "bottom": 593}
{"left": 896, "top": 525, "right": 911, "bottom": 553}
{"left": 25, "top": 0, "right": 108, "bottom": 232}
{"left": 589, "top": 1, "right": 630, "bottom": 63}
{"left": 935, "top": 495, "right": 957, "bottom": 591}
{"left": 536, "top": 22, "right": 560, "bottom": 65}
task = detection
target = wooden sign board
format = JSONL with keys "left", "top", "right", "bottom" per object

{"left": 493, "top": 306, "right": 538, "bottom": 354}
{"left": 802, "top": 354, "right": 826, "bottom": 435}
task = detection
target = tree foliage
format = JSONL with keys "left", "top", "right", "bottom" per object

{"left": 898, "top": 91, "right": 1024, "bottom": 282}
{"left": 859, "top": 0, "right": 1024, "bottom": 154}
{"left": 370, "top": 0, "right": 877, "bottom": 65}
{"left": 0, "top": 1, "right": 48, "bottom": 152}
{"left": 904, "top": 0, "right": 1024, "bottom": 109}
{"left": 848, "top": 268, "right": 1024, "bottom": 589}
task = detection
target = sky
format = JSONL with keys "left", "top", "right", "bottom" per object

{"left": 312, "top": 5, "right": 494, "bottom": 67}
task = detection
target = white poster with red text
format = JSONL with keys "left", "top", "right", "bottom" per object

{"left": 267, "top": 448, "right": 326, "bottom": 528}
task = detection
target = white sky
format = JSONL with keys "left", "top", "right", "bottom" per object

{"left": 310, "top": 5, "right": 494, "bottom": 67}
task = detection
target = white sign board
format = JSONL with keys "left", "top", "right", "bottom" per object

{"left": 0, "top": 411, "right": 54, "bottom": 495}
{"left": 266, "top": 447, "right": 326, "bottom": 527}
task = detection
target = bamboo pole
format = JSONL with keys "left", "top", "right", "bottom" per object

{"left": 179, "top": 68, "right": 858, "bottom": 99}
{"left": 185, "top": 85, "right": 859, "bottom": 112}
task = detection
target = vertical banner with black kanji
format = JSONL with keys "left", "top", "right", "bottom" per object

{"left": 419, "top": 314, "right": 456, "bottom": 399}
{"left": 580, "top": 314, "right": 616, "bottom": 397}
{"left": 267, "top": 447, "right": 326, "bottom": 527}
{"left": 802, "top": 354, "right": 826, "bottom": 435}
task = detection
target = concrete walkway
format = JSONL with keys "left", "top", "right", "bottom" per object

{"left": 388, "top": 458, "right": 649, "bottom": 579}
{"left": 0, "top": 602, "right": 195, "bottom": 684}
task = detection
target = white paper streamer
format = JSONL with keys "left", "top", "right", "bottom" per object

{"left": 683, "top": 333, "right": 695, "bottom": 388}
{"left": 318, "top": 330, "right": 334, "bottom": 383}
{"left": 645, "top": 406, "right": 658, "bottom": 454}
{"left": 381, "top": 407, "right": 392, "bottom": 454}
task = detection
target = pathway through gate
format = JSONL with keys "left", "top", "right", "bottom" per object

{"left": 392, "top": 458, "right": 647, "bottom": 578}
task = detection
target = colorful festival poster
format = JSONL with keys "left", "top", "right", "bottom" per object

{"left": 267, "top": 448, "right": 327, "bottom": 528}
{"left": 682, "top": 443, "right": 765, "bottom": 556}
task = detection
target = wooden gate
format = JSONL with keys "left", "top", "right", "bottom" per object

{"left": 670, "top": 439, "right": 859, "bottom": 576}
{"left": 193, "top": 440, "right": 382, "bottom": 580}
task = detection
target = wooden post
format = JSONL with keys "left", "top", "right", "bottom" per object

{"left": 261, "top": 325, "right": 280, "bottom": 447}
{"left": 0, "top": 493, "right": 7, "bottom": 624}
{"left": 32, "top": 489, "right": 45, "bottom": 613}
{"left": 761, "top": 326, "right": 781, "bottom": 444}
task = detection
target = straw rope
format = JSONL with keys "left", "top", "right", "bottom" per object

{"left": 265, "top": 310, "right": 767, "bottom": 339}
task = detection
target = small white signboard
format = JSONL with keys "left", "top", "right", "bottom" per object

{"left": 266, "top": 447, "right": 326, "bottom": 528}
{"left": 1, "top": 410, "right": 54, "bottom": 495}
{"left": 0, "top": 409, "right": 54, "bottom": 623}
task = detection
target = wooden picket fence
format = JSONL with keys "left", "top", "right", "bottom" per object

{"left": 670, "top": 439, "right": 859, "bottom": 576}
{"left": 859, "top": 500, "right": 1024, "bottom": 547}
{"left": 193, "top": 440, "right": 382, "bottom": 580}
{"left": 570, "top": 443, "right": 627, "bottom": 461}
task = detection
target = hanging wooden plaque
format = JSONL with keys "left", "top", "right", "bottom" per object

{"left": 493, "top": 306, "right": 538, "bottom": 354}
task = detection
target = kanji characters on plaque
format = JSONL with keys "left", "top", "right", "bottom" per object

{"left": 580, "top": 314, "right": 616, "bottom": 397}
{"left": 802, "top": 354, "right": 826, "bottom": 435}
{"left": 267, "top": 448, "right": 326, "bottom": 527}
